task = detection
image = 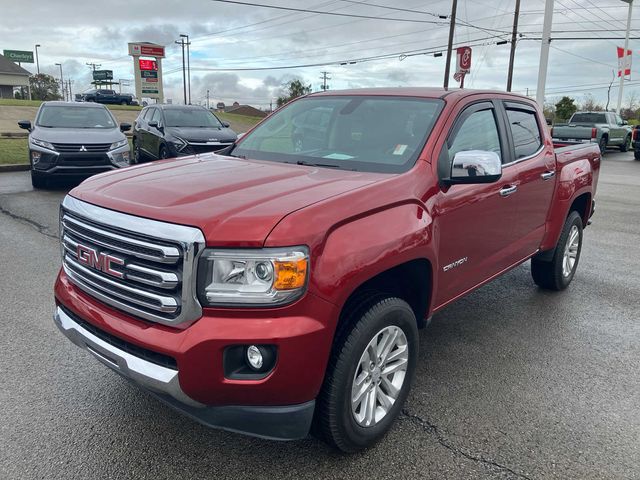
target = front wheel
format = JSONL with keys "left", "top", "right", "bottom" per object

{"left": 620, "top": 134, "right": 631, "bottom": 152}
{"left": 30, "top": 172, "right": 48, "bottom": 189}
{"left": 598, "top": 137, "right": 608, "bottom": 155}
{"left": 634, "top": 150, "right": 640, "bottom": 160}
{"left": 159, "top": 145, "right": 169, "bottom": 159}
{"left": 313, "top": 295, "right": 418, "bottom": 452}
{"left": 531, "top": 210, "right": 583, "bottom": 290}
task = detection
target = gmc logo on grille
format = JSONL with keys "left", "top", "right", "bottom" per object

{"left": 76, "top": 244, "right": 125, "bottom": 279}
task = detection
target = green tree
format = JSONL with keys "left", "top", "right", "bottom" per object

{"left": 30, "top": 73, "right": 61, "bottom": 101}
{"left": 276, "top": 79, "right": 311, "bottom": 107}
{"left": 555, "top": 96, "right": 577, "bottom": 121}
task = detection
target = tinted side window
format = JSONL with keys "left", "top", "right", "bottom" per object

{"left": 506, "top": 108, "right": 542, "bottom": 159}
{"left": 150, "top": 109, "right": 161, "bottom": 123}
{"left": 448, "top": 109, "right": 502, "bottom": 162}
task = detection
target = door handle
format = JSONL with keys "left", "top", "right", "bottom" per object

{"left": 499, "top": 185, "right": 518, "bottom": 197}
{"left": 541, "top": 170, "right": 556, "bottom": 180}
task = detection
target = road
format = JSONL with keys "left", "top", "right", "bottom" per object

{"left": 1, "top": 152, "right": 638, "bottom": 479}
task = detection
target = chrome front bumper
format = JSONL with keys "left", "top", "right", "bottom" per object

{"left": 53, "top": 306, "right": 203, "bottom": 407}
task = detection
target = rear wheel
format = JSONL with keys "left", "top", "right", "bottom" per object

{"left": 159, "top": 145, "right": 169, "bottom": 159}
{"left": 598, "top": 136, "right": 608, "bottom": 155}
{"left": 531, "top": 210, "right": 583, "bottom": 290}
{"left": 133, "top": 139, "right": 143, "bottom": 163}
{"left": 313, "top": 295, "right": 418, "bottom": 452}
{"left": 620, "top": 134, "right": 631, "bottom": 152}
{"left": 634, "top": 150, "right": 640, "bottom": 160}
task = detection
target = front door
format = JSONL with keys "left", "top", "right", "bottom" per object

{"left": 434, "top": 101, "right": 523, "bottom": 308}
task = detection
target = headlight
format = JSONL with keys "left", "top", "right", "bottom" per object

{"left": 31, "top": 138, "right": 55, "bottom": 150}
{"left": 197, "top": 247, "right": 309, "bottom": 306}
{"left": 170, "top": 137, "right": 187, "bottom": 152}
{"left": 110, "top": 138, "right": 129, "bottom": 150}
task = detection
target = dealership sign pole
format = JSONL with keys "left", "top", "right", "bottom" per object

{"left": 128, "top": 43, "right": 165, "bottom": 103}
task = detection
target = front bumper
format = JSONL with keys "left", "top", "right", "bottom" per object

{"left": 30, "top": 144, "right": 130, "bottom": 176}
{"left": 54, "top": 270, "right": 338, "bottom": 440}
{"left": 54, "top": 306, "right": 315, "bottom": 440}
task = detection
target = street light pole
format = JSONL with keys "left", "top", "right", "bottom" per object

{"left": 35, "top": 44, "right": 41, "bottom": 75}
{"left": 55, "top": 62, "right": 64, "bottom": 100}
{"left": 617, "top": 0, "right": 634, "bottom": 113}
{"left": 177, "top": 35, "right": 188, "bottom": 105}
{"left": 506, "top": 0, "right": 521, "bottom": 92}
{"left": 186, "top": 35, "right": 191, "bottom": 105}
{"left": 536, "top": 0, "right": 554, "bottom": 107}
{"left": 443, "top": 0, "right": 458, "bottom": 89}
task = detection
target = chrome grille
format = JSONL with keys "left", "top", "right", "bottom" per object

{"left": 52, "top": 143, "right": 111, "bottom": 153}
{"left": 60, "top": 196, "right": 205, "bottom": 326}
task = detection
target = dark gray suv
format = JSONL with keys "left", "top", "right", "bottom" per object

{"left": 132, "top": 105, "right": 237, "bottom": 162}
{"left": 18, "top": 102, "right": 131, "bottom": 188}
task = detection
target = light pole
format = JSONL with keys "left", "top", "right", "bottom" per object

{"left": 180, "top": 34, "right": 191, "bottom": 104}
{"left": 176, "top": 35, "right": 187, "bottom": 104}
{"left": 35, "top": 44, "right": 41, "bottom": 74}
{"left": 617, "top": 0, "right": 634, "bottom": 113}
{"left": 55, "top": 62, "right": 64, "bottom": 100}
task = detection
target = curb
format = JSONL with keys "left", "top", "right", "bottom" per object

{"left": 0, "top": 164, "right": 29, "bottom": 172}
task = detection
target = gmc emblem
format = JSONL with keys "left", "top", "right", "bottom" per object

{"left": 76, "top": 244, "right": 125, "bottom": 279}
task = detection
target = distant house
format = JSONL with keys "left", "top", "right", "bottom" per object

{"left": 224, "top": 104, "right": 268, "bottom": 118}
{"left": 0, "top": 54, "right": 31, "bottom": 99}
{"left": 216, "top": 102, "right": 225, "bottom": 111}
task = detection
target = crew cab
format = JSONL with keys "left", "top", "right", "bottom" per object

{"left": 552, "top": 111, "right": 632, "bottom": 154}
{"left": 81, "top": 89, "right": 134, "bottom": 106}
{"left": 53, "top": 88, "right": 600, "bottom": 452}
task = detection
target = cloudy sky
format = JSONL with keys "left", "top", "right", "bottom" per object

{"left": 1, "top": 0, "right": 638, "bottom": 108}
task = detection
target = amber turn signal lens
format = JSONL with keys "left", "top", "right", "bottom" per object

{"left": 274, "top": 258, "right": 308, "bottom": 290}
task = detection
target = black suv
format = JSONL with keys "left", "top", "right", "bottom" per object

{"left": 18, "top": 102, "right": 131, "bottom": 188}
{"left": 132, "top": 105, "right": 237, "bottom": 162}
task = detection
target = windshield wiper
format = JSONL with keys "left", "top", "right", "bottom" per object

{"left": 292, "top": 160, "right": 342, "bottom": 169}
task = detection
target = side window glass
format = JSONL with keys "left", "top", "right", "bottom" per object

{"left": 151, "top": 109, "right": 161, "bottom": 124}
{"left": 506, "top": 108, "right": 542, "bottom": 159}
{"left": 448, "top": 109, "right": 502, "bottom": 163}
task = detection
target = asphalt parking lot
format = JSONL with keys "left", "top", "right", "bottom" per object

{"left": 1, "top": 152, "right": 638, "bottom": 479}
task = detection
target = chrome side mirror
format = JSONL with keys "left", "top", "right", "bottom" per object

{"left": 448, "top": 150, "right": 502, "bottom": 184}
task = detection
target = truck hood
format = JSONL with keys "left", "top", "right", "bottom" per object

{"left": 70, "top": 154, "right": 387, "bottom": 246}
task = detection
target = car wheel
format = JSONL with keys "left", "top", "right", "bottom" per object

{"left": 598, "top": 136, "right": 607, "bottom": 155}
{"left": 159, "top": 145, "right": 169, "bottom": 159}
{"left": 620, "top": 134, "right": 631, "bottom": 152}
{"left": 31, "top": 172, "right": 48, "bottom": 189}
{"left": 634, "top": 150, "right": 640, "bottom": 160}
{"left": 133, "top": 139, "right": 143, "bottom": 163}
{"left": 121, "top": 100, "right": 127, "bottom": 106}
{"left": 531, "top": 210, "right": 583, "bottom": 291}
{"left": 313, "top": 295, "right": 418, "bottom": 452}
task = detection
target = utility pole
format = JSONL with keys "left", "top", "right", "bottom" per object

{"left": 506, "top": 0, "right": 521, "bottom": 92}
{"left": 617, "top": 0, "right": 634, "bottom": 113}
{"left": 67, "top": 79, "right": 73, "bottom": 100}
{"left": 320, "top": 71, "right": 331, "bottom": 91}
{"left": 176, "top": 36, "right": 188, "bottom": 104}
{"left": 55, "top": 63, "right": 64, "bottom": 100}
{"left": 536, "top": 0, "right": 554, "bottom": 106}
{"left": 35, "top": 44, "right": 41, "bottom": 74}
{"left": 206, "top": 89, "right": 210, "bottom": 109}
{"left": 443, "top": 0, "right": 458, "bottom": 89}
{"left": 86, "top": 63, "right": 101, "bottom": 71}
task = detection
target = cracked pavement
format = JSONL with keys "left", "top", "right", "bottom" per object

{"left": 1, "top": 152, "right": 639, "bottom": 479}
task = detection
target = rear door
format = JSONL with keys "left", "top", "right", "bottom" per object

{"left": 502, "top": 101, "right": 555, "bottom": 257}
{"left": 434, "top": 100, "right": 523, "bottom": 307}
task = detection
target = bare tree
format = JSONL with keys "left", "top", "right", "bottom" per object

{"left": 582, "top": 94, "right": 604, "bottom": 112}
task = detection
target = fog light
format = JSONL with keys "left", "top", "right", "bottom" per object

{"left": 246, "top": 345, "right": 263, "bottom": 370}
{"left": 31, "top": 151, "right": 41, "bottom": 164}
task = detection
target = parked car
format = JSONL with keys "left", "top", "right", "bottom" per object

{"left": 54, "top": 88, "right": 600, "bottom": 452}
{"left": 632, "top": 125, "right": 640, "bottom": 160}
{"left": 132, "top": 104, "right": 237, "bottom": 162}
{"left": 552, "top": 111, "right": 632, "bottom": 154}
{"left": 18, "top": 101, "right": 131, "bottom": 188}
{"left": 81, "top": 89, "right": 134, "bottom": 106}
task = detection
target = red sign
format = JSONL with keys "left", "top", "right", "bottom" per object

{"left": 140, "top": 45, "right": 165, "bottom": 57}
{"left": 139, "top": 59, "right": 158, "bottom": 71}
{"left": 617, "top": 46, "right": 632, "bottom": 77}
{"left": 454, "top": 47, "right": 472, "bottom": 84}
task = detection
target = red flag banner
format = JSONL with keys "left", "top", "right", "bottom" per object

{"left": 618, "top": 46, "right": 632, "bottom": 77}
{"left": 455, "top": 47, "right": 472, "bottom": 85}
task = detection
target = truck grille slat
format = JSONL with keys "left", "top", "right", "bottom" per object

{"left": 60, "top": 196, "right": 205, "bottom": 326}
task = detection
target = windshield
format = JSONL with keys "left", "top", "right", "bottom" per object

{"left": 231, "top": 96, "right": 443, "bottom": 173}
{"left": 164, "top": 109, "right": 223, "bottom": 128}
{"left": 571, "top": 113, "right": 607, "bottom": 124}
{"left": 36, "top": 105, "right": 116, "bottom": 129}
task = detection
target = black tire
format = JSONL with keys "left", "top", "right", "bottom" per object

{"left": 133, "top": 138, "right": 143, "bottom": 163}
{"left": 120, "top": 100, "right": 127, "bottom": 106}
{"left": 313, "top": 295, "right": 418, "bottom": 452}
{"left": 620, "top": 134, "right": 631, "bottom": 152}
{"left": 531, "top": 211, "right": 583, "bottom": 291}
{"left": 598, "top": 136, "right": 608, "bottom": 155}
{"left": 159, "top": 145, "right": 169, "bottom": 159}
{"left": 30, "top": 172, "right": 48, "bottom": 189}
{"left": 634, "top": 150, "right": 640, "bottom": 160}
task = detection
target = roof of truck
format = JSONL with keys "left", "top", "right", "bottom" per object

{"left": 310, "top": 87, "right": 531, "bottom": 102}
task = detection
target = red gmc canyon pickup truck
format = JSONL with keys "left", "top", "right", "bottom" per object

{"left": 54, "top": 88, "right": 600, "bottom": 452}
